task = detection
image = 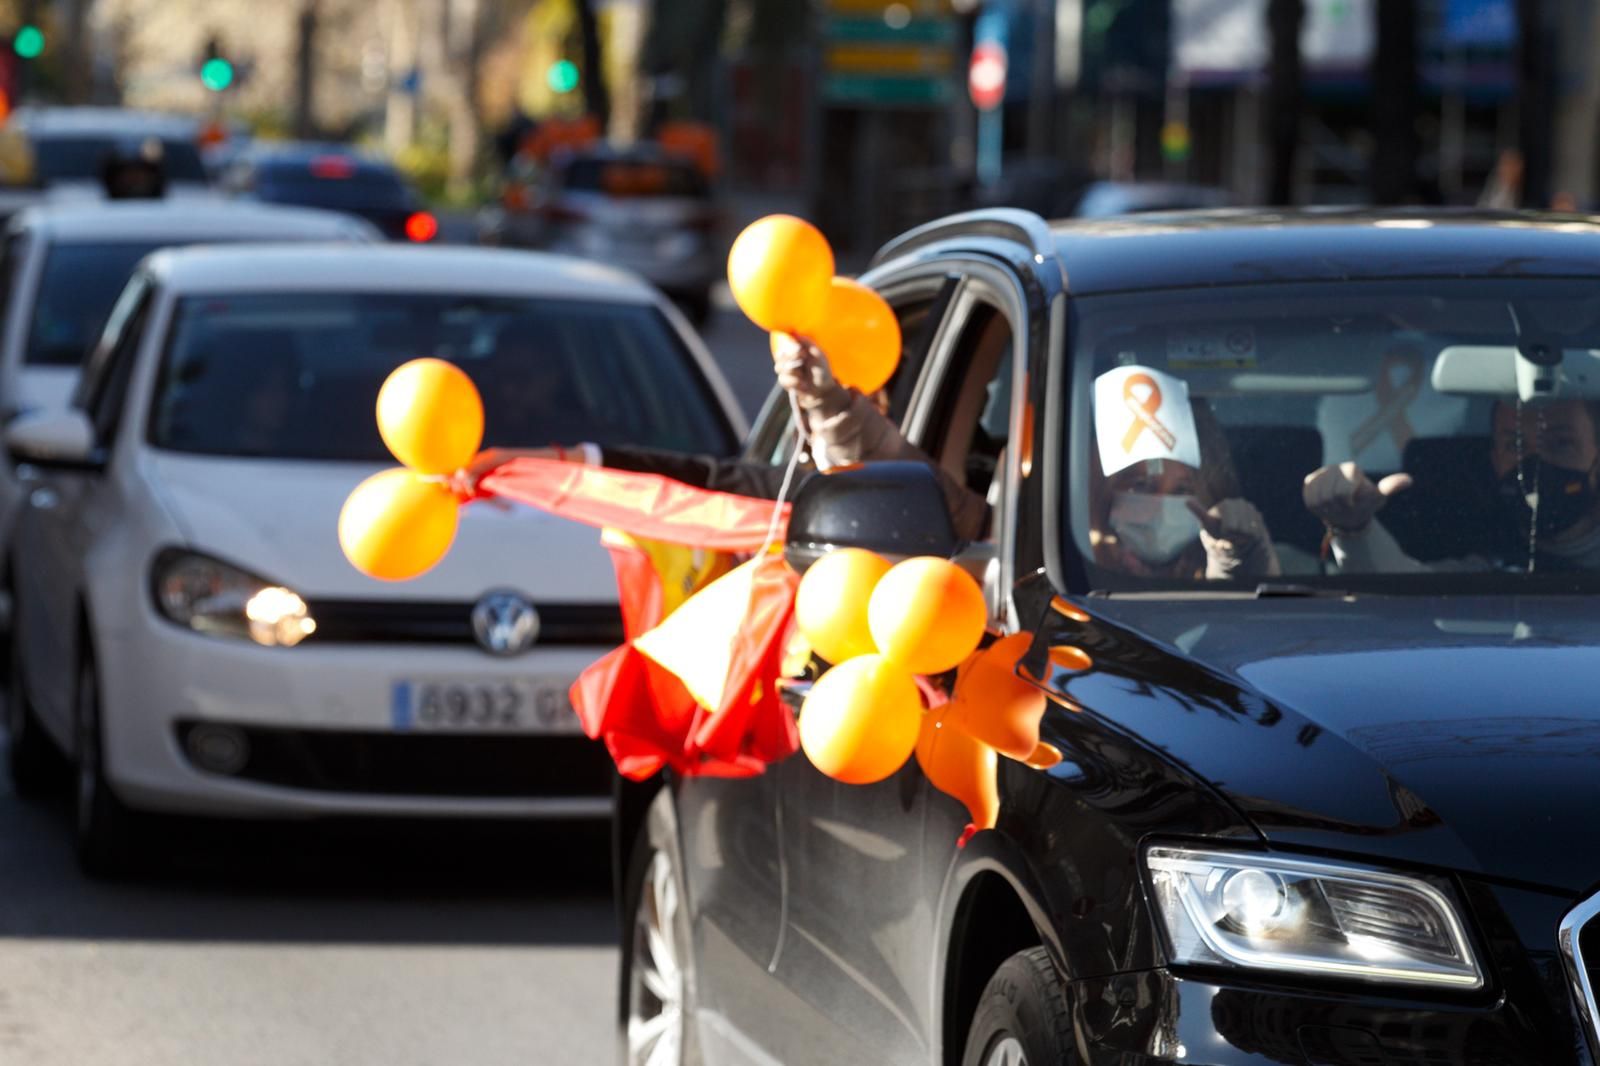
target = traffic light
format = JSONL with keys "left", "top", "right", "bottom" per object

{"left": 199, "top": 36, "right": 233, "bottom": 92}
{"left": 546, "top": 59, "right": 579, "bottom": 95}
{"left": 12, "top": 24, "right": 42, "bottom": 60}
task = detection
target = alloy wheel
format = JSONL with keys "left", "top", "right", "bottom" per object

{"left": 985, "top": 1037, "right": 1027, "bottom": 1066}
{"left": 627, "top": 849, "right": 686, "bottom": 1066}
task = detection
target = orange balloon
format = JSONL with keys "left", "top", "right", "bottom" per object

{"left": 338, "top": 468, "right": 459, "bottom": 581}
{"left": 946, "top": 633, "right": 1048, "bottom": 762}
{"left": 868, "top": 557, "right": 988, "bottom": 675}
{"left": 916, "top": 707, "right": 999, "bottom": 832}
{"left": 799, "top": 654, "right": 922, "bottom": 785}
{"left": 794, "top": 547, "right": 892, "bottom": 665}
{"left": 376, "top": 358, "right": 485, "bottom": 475}
{"left": 810, "top": 279, "right": 901, "bottom": 394}
{"left": 727, "top": 215, "right": 834, "bottom": 334}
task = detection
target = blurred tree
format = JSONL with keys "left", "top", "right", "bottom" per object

{"left": 293, "top": 1, "right": 317, "bottom": 138}
{"left": 1516, "top": 0, "right": 1551, "bottom": 207}
{"left": 575, "top": 0, "right": 608, "bottom": 125}
{"left": 1264, "top": 0, "right": 1303, "bottom": 205}
{"left": 1370, "top": 0, "right": 1418, "bottom": 204}
{"left": 640, "top": 0, "right": 726, "bottom": 128}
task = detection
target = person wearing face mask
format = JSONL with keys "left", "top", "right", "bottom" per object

{"left": 1090, "top": 367, "right": 1281, "bottom": 581}
{"left": 1304, "top": 398, "right": 1600, "bottom": 572}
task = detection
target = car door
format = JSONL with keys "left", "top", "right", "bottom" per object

{"left": 675, "top": 274, "right": 959, "bottom": 1063}
{"left": 768, "top": 259, "right": 1042, "bottom": 1063}
{"left": 14, "top": 274, "right": 153, "bottom": 742}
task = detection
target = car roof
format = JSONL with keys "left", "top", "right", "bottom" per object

{"left": 143, "top": 244, "right": 662, "bottom": 301}
{"left": 11, "top": 107, "right": 199, "bottom": 140}
{"left": 9, "top": 201, "right": 372, "bottom": 243}
{"left": 1042, "top": 208, "right": 1600, "bottom": 294}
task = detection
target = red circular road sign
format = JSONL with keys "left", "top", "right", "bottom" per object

{"left": 968, "top": 42, "right": 1007, "bottom": 112}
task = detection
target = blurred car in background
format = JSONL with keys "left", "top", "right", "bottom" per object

{"left": 0, "top": 201, "right": 376, "bottom": 610}
{"left": 1, "top": 244, "right": 744, "bottom": 877}
{"left": 0, "top": 108, "right": 213, "bottom": 209}
{"left": 219, "top": 142, "right": 437, "bottom": 242}
{"left": 1067, "top": 179, "right": 1232, "bottom": 218}
{"left": 479, "top": 146, "right": 720, "bottom": 323}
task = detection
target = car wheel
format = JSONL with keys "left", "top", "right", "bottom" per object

{"left": 73, "top": 640, "right": 142, "bottom": 879}
{"left": 619, "top": 790, "right": 696, "bottom": 1066}
{"left": 5, "top": 607, "right": 63, "bottom": 798}
{"left": 961, "top": 947, "right": 1074, "bottom": 1066}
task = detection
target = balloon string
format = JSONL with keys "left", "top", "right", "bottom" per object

{"left": 757, "top": 396, "right": 806, "bottom": 561}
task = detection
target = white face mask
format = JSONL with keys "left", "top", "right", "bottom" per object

{"left": 1108, "top": 492, "right": 1202, "bottom": 566}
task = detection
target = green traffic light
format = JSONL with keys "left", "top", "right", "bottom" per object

{"left": 547, "top": 59, "right": 579, "bottom": 94}
{"left": 13, "top": 25, "right": 43, "bottom": 59}
{"left": 201, "top": 57, "right": 234, "bottom": 92}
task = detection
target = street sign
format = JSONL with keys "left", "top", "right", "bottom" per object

{"left": 822, "top": 0, "right": 955, "bottom": 108}
{"left": 968, "top": 41, "right": 1006, "bottom": 112}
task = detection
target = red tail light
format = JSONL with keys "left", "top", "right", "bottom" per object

{"left": 404, "top": 211, "right": 438, "bottom": 242}
{"left": 308, "top": 155, "right": 355, "bottom": 179}
{"left": 502, "top": 184, "right": 530, "bottom": 212}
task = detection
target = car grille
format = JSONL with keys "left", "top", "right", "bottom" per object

{"left": 175, "top": 721, "right": 615, "bottom": 799}
{"left": 302, "top": 600, "right": 623, "bottom": 647}
{"left": 1560, "top": 892, "right": 1600, "bottom": 1057}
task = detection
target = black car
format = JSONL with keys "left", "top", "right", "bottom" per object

{"left": 219, "top": 142, "right": 435, "bottom": 242}
{"left": 615, "top": 207, "right": 1600, "bottom": 1065}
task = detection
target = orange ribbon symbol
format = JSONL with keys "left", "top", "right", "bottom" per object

{"left": 1349, "top": 350, "right": 1422, "bottom": 459}
{"left": 1121, "top": 373, "right": 1177, "bottom": 454}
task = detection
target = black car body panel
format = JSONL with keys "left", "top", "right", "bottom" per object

{"left": 1070, "top": 595, "right": 1600, "bottom": 895}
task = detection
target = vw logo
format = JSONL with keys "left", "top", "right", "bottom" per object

{"left": 471, "top": 591, "right": 541, "bottom": 656}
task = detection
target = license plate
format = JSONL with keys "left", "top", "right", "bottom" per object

{"left": 390, "top": 679, "right": 581, "bottom": 734}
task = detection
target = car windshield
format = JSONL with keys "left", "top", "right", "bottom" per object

{"left": 256, "top": 166, "right": 414, "bottom": 211}
{"left": 32, "top": 136, "right": 208, "bottom": 183}
{"left": 148, "top": 292, "right": 735, "bottom": 461}
{"left": 26, "top": 241, "right": 163, "bottom": 366}
{"left": 1070, "top": 278, "right": 1600, "bottom": 595}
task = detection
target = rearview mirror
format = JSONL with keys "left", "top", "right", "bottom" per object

{"left": 5, "top": 409, "right": 101, "bottom": 470}
{"left": 784, "top": 462, "right": 959, "bottom": 574}
{"left": 1433, "top": 344, "right": 1600, "bottom": 402}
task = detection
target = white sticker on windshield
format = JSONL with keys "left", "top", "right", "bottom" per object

{"left": 1167, "top": 325, "right": 1257, "bottom": 369}
{"left": 1095, "top": 366, "right": 1201, "bottom": 477}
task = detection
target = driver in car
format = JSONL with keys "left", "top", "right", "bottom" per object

{"left": 1090, "top": 365, "right": 1281, "bottom": 581}
{"left": 1304, "top": 397, "right": 1600, "bottom": 571}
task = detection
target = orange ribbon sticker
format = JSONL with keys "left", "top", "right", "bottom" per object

{"left": 1120, "top": 373, "right": 1178, "bottom": 454}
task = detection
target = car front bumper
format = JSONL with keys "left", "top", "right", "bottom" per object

{"left": 97, "top": 620, "right": 618, "bottom": 820}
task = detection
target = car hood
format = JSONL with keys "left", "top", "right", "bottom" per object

{"left": 1076, "top": 595, "right": 1600, "bottom": 894}
{"left": 146, "top": 453, "right": 616, "bottom": 602}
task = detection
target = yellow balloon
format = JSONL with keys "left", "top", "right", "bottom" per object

{"left": 376, "top": 358, "right": 485, "bottom": 475}
{"left": 339, "top": 468, "right": 459, "bottom": 581}
{"left": 794, "top": 547, "right": 892, "bottom": 665}
{"left": 799, "top": 654, "right": 922, "bottom": 785}
{"left": 868, "top": 557, "right": 988, "bottom": 675}
{"left": 810, "top": 279, "right": 902, "bottom": 394}
{"left": 727, "top": 215, "right": 834, "bottom": 334}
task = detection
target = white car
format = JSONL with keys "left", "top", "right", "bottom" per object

{"left": 2, "top": 244, "right": 744, "bottom": 876}
{"left": 0, "top": 202, "right": 375, "bottom": 586}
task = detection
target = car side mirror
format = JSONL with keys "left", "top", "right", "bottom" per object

{"left": 5, "top": 409, "right": 102, "bottom": 471}
{"left": 784, "top": 461, "right": 959, "bottom": 574}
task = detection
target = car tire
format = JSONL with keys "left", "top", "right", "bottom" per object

{"left": 618, "top": 788, "right": 697, "bottom": 1066}
{"left": 961, "top": 947, "right": 1075, "bottom": 1066}
{"left": 73, "top": 639, "right": 143, "bottom": 880}
{"left": 5, "top": 605, "right": 63, "bottom": 799}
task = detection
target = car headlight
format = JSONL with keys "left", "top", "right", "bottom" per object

{"left": 1145, "top": 846, "right": 1483, "bottom": 989}
{"left": 151, "top": 549, "right": 316, "bottom": 648}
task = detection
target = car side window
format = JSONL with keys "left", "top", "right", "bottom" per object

{"left": 744, "top": 273, "right": 960, "bottom": 466}
{"left": 77, "top": 280, "right": 153, "bottom": 445}
{"left": 923, "top": 301, "right": 1017, "bottom": 519}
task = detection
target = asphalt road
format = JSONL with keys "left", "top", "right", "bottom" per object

{"left": 0, "top": 233, "right": 764, "bottom": 1065}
